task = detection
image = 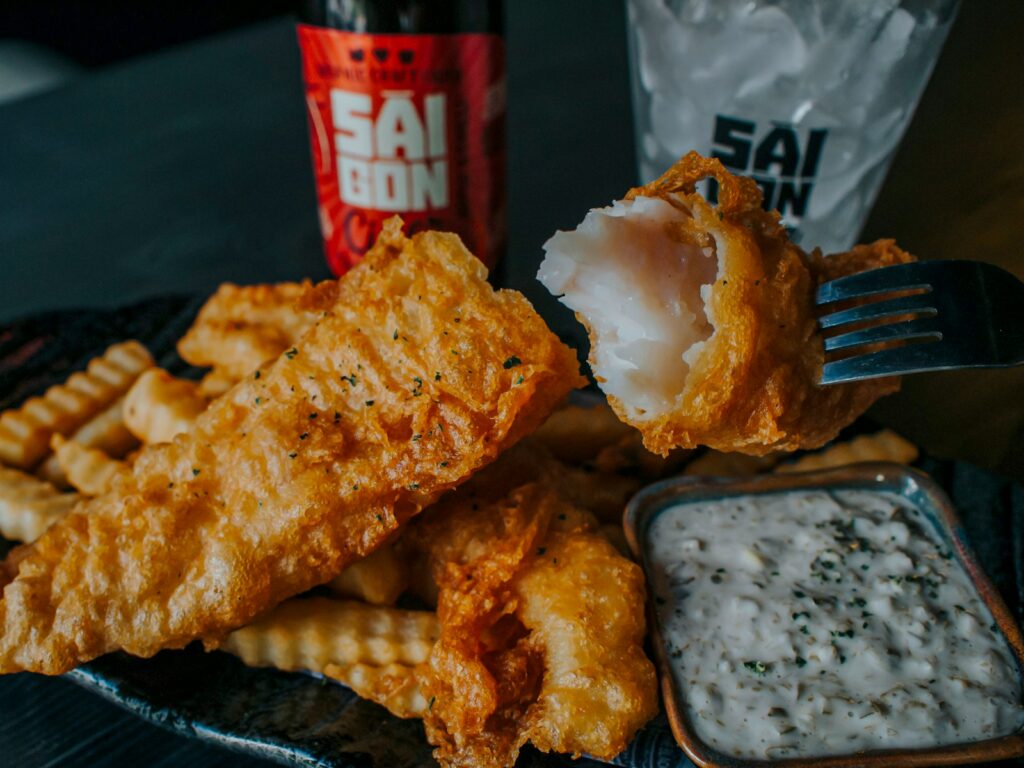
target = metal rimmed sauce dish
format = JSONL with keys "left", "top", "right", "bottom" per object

{"left": 624, "top": 463, "right": 1024, "bottom": 768}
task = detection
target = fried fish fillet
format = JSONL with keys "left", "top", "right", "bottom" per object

{"left": 177, "top": 280, "right": 320, "bottom": 381}
{"left": 538, "top": 152, "right": 913, "bottom": 456}
{"left": 0, "top": 218, "right": 583, "bottom": 675}
{"left": 405, "top": 450, "right": 658, "bottom": 768}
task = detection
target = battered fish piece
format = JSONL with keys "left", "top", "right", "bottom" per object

{"left": 406, "top": 453, "right": 658, "bottom": 768}
{"left": 538, "top": 152, "right": 912, "bottom": 456}
{"left": 177, "top": 280, "right": 320, "bottom": 380}
{"left": 0, "top": 218, "right": 583, "bottom": 675}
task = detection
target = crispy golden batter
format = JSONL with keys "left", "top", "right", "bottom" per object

{"left": 541, "top": 152, "right": 912, "bottom": 456}
{"left": 0, "top": 218, "right": 582, "bottom": 675}
{"left": 177, "top": 281, "right": 320, "bottom": 380}
{"left": 406, "top": 459, "right": 657, "bottom": 768}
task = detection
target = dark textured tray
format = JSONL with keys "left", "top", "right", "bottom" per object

{"left": 1, "top": 299, "right": 1022, "bottom": 768}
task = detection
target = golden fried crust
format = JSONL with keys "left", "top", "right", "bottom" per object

{"left": 611, "top": 153, "right": 911, "bottom": 456}
{"left": 411, "top": 471, "right": 657, "bottom": 768}
{"left": 515, "top": 527, "right": 657, "bottom": 760}
{"left": 0, "top": 218, "right": 583, "bottom": 675}
{"left": 177, "top": 280, "right": 321, "bottom": 379}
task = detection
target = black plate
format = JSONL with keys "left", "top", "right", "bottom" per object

{"left": 1, "top": 298, "right": 1022, "bottom": 768}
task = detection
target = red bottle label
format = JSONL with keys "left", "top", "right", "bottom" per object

{"left": 296, "top": 24, "right": 506, "bottom": 276}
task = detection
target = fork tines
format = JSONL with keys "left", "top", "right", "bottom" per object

{"left": 817, "top": 263, "right": 947, "bottom": 384}
{"left": 817, "top": 260, "right": 1024, "bottom": 384}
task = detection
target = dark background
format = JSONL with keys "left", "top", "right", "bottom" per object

{"left": 0, "top": 1, "right": 1022, "bottom": 765}
{"left": 0, "top": 1, "right": 294, "bottom": 66}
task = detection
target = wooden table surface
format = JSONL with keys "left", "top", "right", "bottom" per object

{"left": 0, "top": 1, "right": 1021, "bottom": 765}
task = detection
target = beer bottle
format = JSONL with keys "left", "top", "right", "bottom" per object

{"left": 296, "top": 0, "right": 506, "bottom": 276}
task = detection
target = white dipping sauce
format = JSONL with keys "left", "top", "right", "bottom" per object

{"left": 647, "top": 490, "right": 1024, "bottom": 759}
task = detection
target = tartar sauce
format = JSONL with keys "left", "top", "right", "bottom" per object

{"left": 647, "top": 489, "right": 1024, "bottom": 759}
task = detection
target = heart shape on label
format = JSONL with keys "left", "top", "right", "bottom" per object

{"left": 349, "top": 49, "right": 365, "bottom": 62}
{"left": 398, "top": 49, "right": 414, "bottom": 64}
{"left": 373, "top": 48, "right": 389, "bottom": 63}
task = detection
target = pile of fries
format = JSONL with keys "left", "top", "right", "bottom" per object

{"left": 0, "top": 283, "right": 919, "bottom": 732}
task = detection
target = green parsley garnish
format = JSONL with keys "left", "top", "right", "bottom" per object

{"left": 503, "top": 356, "right": 522, "bottom": 369}
{"left": 285, "top": 347, "right": 298, "bottom": 359}
{"left": 365, "top": 400, "right": 375, "bottom": 406}
{"left": 743, "top": 660, "right": 771, "bottom": 676}
{"left": 192, "top": 468, "right": 201, "bottom": 477}
{"left": 795, "top": 656, "right": 807, "bottom": 668}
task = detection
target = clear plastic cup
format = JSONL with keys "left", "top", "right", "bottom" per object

{"left": 625, "top": 0, "right": 959, "bottom": 254}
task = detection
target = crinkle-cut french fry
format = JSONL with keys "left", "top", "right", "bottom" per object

{"left": 774, "top": 430, "right": 918, "bottom": 474}
{"left": 196, "top": 367, "right": 237, "bottom": 399}
{"left": 0, "top": 467, "right": 80, "bottom": 542}
{"left": 50, "top": 435, "right": 126, "bottom": 497}
{"left": 0, "top": 341, "right": 153, "bottom": 470}
{"left": 327, "top": 543, "right": 409, "bottom": 606}
{"left": 177, "top": 281, "right": 319, "bottom": 379}
{"left": 124, "top": 369, "right": 209, "bottom": 444}
{"left": 37, "top": 397, "right": 138, "bottom": 486}
{"left": 220, "top": 598, "right": 439, "bottom": 673}
{"left": 324, "top": 661, "right": 430, "bottom": 719}
{"left": 683, "top": 449, "right": 786, "bottom": 477}
{"left": 532, "top": 402, "right": 634, "bottom": 465}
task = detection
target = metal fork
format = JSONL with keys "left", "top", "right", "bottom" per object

{"left": 816, "top": 260, "right": 1024, "bottom": 385}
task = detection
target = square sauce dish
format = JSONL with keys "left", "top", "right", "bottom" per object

{"left": 624, "top": 463, "right": 1024, "bottom": 767}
